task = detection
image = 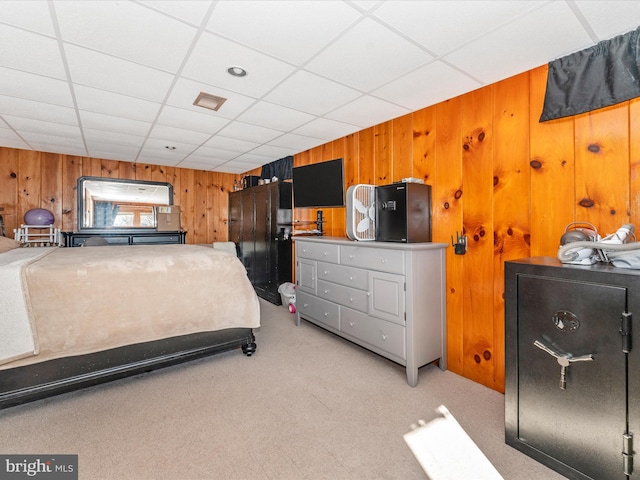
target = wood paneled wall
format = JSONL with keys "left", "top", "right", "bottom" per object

{"left": 273, "top": 65, "right": 635, "bottom": 393}
{"left": 0, "top": 150, "right": 238, "bottom": 244}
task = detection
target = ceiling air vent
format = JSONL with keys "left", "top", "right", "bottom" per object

{"left": 193, "top": 92, "right": 227, "bottom": 112}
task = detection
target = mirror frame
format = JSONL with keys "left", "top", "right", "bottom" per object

{"left": 77, "top": 176, "right": 173, "bottom": 233}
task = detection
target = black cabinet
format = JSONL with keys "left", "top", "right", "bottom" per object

{"left": 505, "top": 257, "right": 639, "bottom": 480}
{"left": 62, "top": 231, "right": 186, "bottom": 246}
{"left": 229, "top": 182, "right": 292, "bottom": 304}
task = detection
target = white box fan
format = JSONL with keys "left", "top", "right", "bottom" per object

{"left": 346, "top": 184, "right": 376, "bottom": 241}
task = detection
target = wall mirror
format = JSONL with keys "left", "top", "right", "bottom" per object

{"left": 77, "top": 176, "right": 173, "bottom": 232}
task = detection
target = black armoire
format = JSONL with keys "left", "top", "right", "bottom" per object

{"left": 505, "top": 257, "right": 640, "bottom": 480}
{"left": 229, "top": 182, "right": 292, "bottom": 304}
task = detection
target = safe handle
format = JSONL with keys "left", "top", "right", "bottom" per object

{"left": 533, "top": 340, "right": 594, "bottom": 390}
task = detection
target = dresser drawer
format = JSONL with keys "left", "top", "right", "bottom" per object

{"left": 317, "top": 280, "right": 369, "bottom": 313}
{"left": 317, "top": 262, "right": 368, "bottom": 290}
{"left": 297, "top": 242, "right": 340, "bottom": 263}
{"left": 296, "top": 291, "right": 340, "bottom": 330}
{"left": 340, "top": 245, "right": 405, "bottom": 274}
{"left": 341, "top": 308, "right": 406, "bottom": 360}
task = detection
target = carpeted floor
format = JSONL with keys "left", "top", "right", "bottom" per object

{"left": 0, "top": 299, "right": 565, "bottom": 480}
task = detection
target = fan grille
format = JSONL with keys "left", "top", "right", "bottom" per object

{"left": 346, "top": 184, "right": 376, "bottom": 241}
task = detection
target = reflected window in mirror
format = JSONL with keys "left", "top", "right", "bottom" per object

{"left": 77, "top": 177, "right": 173, "bottom": 233}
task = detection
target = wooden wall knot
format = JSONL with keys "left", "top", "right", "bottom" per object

{"left": 454, "top": 189, "right": 462, "bottom": 199}
{"left": 579, "top": 198, "right": 595, "bottom": 208}
{"left": 529, "top": 159, "right": 542, "bottom": 169}
{"left": 587, "top": 143, "right": 601, "bottom": 153}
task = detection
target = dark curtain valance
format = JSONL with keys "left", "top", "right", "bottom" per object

{"left": 540, "top": 26, "right": 640, "bottom": 122}
{"left": 261, "top": 155, "right": 293, "bottom": 181}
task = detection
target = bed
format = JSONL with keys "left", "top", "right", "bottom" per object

{"left": 0, "top": 238, "right": 260, "bottom": 409}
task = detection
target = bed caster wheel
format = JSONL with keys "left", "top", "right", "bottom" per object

{"left": 242, "top": 342, "right": 257, "bottom": 356}
{"left": 288, "top": 303, "right": 296, "bottom": 314}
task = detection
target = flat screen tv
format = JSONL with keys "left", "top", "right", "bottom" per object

{"left": 292, "top": 158, "right": 345, "bottom": 208}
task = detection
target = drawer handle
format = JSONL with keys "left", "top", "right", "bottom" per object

{"left": 381, "top": 334, "right": 388, "bottom": 341}
{"left": 349, "top": 254, "right": 354, "bottom": 259}
{"left": 323, "top": 271, "right": 329, "bottom": 275}
{"left": 381, "top": 258, "right": 387, "bottom": 264}
{"left": 324, "top": 289, "right": 329, "bottom": 294}
{"left": 302, "top": 248, "right": 308, "bottom": 253}
{"left": 323, "top": 252, "right": 328, "bottom": 256}
{"left": 349, "top": 297, "right": 354, "bottom": 302}
{"left": 324, "top": 312, "right": 329, "bottom": 317}
{"left": 303, "top": 303, "right": 309, "bottom": 308}
{"left": 349, "top": 321, "right": 355, "bottom": 327}
{"left": 349, "top": 276, "right": 355, "bottom": 281}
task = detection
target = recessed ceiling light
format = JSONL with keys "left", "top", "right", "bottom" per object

{"left": 193, "top": 92, "right": 227, "bottom": 112}
{"left": 227, "top": 66, "right": 247, "bottom": 77}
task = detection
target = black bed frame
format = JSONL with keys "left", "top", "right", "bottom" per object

{"left": 0, "top": 328, "right": 256, "bottom": 409}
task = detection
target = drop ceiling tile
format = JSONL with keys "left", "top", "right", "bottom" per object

{"left": 86, "top": 142, "right": 141, "bottom": 162}
{"left": 141, "top": 138, "right": 200, "bottom": 157}
{"left": 148, "top": 124, "right": 211, "bottom": 146}
{"left": 202, "top": 135, "right": 260, "bottom": 153}
{"left": 264, "top": 70, "right": 361, "bottom": 116}
{"left": 575, "top": 1, "right": 640, "bottom": 39}
{"left": 267, "top": 132, "right": 323, "bottom": 151}
{"left": 177, "top": 159, "right": 219, "bottom": 171}
{"left": 167, "top": 77, "right": 256, "bottom": 120}
{"left": 0, "top": 68, "right": 73, "bottom": 106}
{"left": 324, "top": 96, "right": 410, "bottom": 129}
{"left": 138, "top": 0, "right": 214, "bottom": 26}
{"left": 305, "top": 17, "right": 434, "bottom": 92}
{"left": 182, "top": 31, "right": 296, "bottom": 98}
{"left": 54, "top": 1, "right": 198, "bottom": 72}
{"left": 28, "top": 143, "right": 87, "bottom": 157}
{"left": 372, "top": 61, "right": 481, "bottom": 111}
{"left": 188, "top": 146, "right": 239, "bottom": 161}
{"left": 212, "top": 163, "right": 252, "bottom": 174}
{"left": 0, "top": 25, "right": 66, "bottom": 79}
{"left": 237, "top": 101, "right": 315, "bottom": 132}
{"left": 444, "top": 2, "right": 594, "bottom": 84}
{"left": 156, "top": 105, "right": 230, "bottom": 135}
{"left": 249, "top": 144, "right": 298, "bottom": 160}
{"left": 4, "top": 115, "right": 82, "bottom": 139}
{"left": 20, "top": 131, "right": 85, "bottom": 150}
{"left": 216, "top": 121, "right": 283, "bottom": 144}
{"left": 292, "top": 117, "right": 360, "bottom": 140}
{"left": 0, "top": 95, "right": 77, "bottom": 125}
{"left": 79, "top": 111, "right": 151, "bottom": 137}
{"left": 74, "top": 85, "right": 162, "bottom": 123}
{"left": 83, "top": 128, "right": 146, "bottom": 148}
{"left": 231, "top": 153, "right": 274, "bottom": 165}
{"left": 135, "top": 155, "right": 182, "bottom": 167}
{"left": 0, "top": 0, "right": 55, "bottom": 36}
{"left": 372, "top": 1, "right": 545, "bottom": 56}
{"left": 0, "top": 126, "right": 30, "bottom": 150}
{"left": 207, "top": 1, "right": 361, "bottom": 64}
{"left": 183, "top": 152, "right": 237, "bottom": 166}
{"left": 64, "top": 45, "right": 174, "bottom": 102}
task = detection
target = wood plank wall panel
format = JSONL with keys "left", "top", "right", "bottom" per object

{"left": 460, "top": 86, "right": 495, "bottom": 388}
{"left": 0, "top": 148, "right": 238, "bottom": 245}
{"left": 631, "top": 98, "right": 640, "bottom": 227}
{"left": 434, "top": 97, "right": 464, "bottom": 374}
{"left": 574, "top": 104, "right": 629, "bottom": 234}
{"left": 491, "top": 72, "right": 531, "bottom": 389}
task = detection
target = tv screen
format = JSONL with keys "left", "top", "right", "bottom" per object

{"left": 292, "top": 158, "right": 345, "bottom": 208}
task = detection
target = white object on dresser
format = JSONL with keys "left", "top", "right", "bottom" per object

{"left": 294, "top": 236, "right": 447, "bottom": 387}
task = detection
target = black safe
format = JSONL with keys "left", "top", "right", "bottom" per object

{"left": 375, "top": 182, "right": 432, "bottom": 243}
{"left": 505, "top": 257, "right": 640, "bottom": 480}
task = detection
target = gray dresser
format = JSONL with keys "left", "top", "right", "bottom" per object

{"left": 294, "top": 236, "right": 447, "bottom": 386}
